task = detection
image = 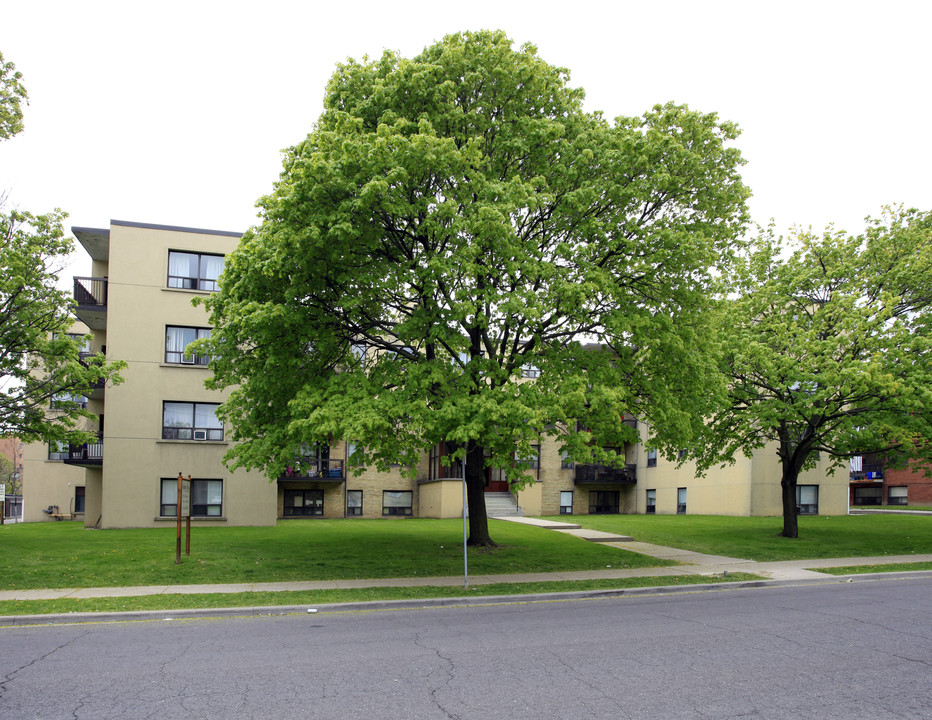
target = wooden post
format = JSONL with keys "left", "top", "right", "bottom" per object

{"left": 175, "top": 473, "right": 183, "bottom": 564}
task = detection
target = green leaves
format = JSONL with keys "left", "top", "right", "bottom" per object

{"left": 0, "top": 209, "right": 125, "bottom": 443}
{"left": 0, "top": 51, "right": 28, "bottom": 140}
{"left": 204, "top": 30, "right": 749, "bottom": 489}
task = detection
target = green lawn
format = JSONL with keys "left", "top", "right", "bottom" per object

{"left": 541, "top": 514, "right": 932, "bottom": 562}
{"left": 0, "top": 573, "right": 763, "bottom": 617}
{"left": 0, "top": 519, "right": 670, "bottom": 591}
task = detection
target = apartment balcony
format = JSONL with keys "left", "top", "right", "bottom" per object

{"left": 278, "top": 457, "right": 345, "bottom": 482}
{"left": 78, "top": 352, "right": 107, "bottom": 400}
{"left": 73, "top": 277, "right": 108, "bottom": 330}
{"left": 574, "top": 463, "right": 637, "bottom": 485}
{"left": 849, "top": 454, "right": 884, "bottom": 482}
{"left": 63, "top": 437, "right": 103, "bottom": 468}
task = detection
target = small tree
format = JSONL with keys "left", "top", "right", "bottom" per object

{"left": 0, "top": 209, "right": 125, "bottom": 444}
{"left": 203, "top": 31, "right": 749, "bottom": 545}
{"left": 695, "top": 207, "right": 932, "bottom": 537}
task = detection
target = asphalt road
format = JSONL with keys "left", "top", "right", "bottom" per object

{"left": 1, "top": 577, "right": 929, "bottom": 719}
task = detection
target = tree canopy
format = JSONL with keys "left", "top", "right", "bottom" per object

{"left": 203, "top": 30, "right": 749, "bottom": 544}
{"left": 0, "top": 50, "right": 28, "bottom": 140}
{"left": 695, "top": 206, "right": 932, "bottom": 537}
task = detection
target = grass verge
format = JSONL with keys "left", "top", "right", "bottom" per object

{"left": 540, "top": 514, "right": 932, "bottom": 562}
{"left": 0, "top": 519, "right": 671, "bottom": 590}
{"left": 0, "top": 573, "right": 762, "bottom": 617}
{"left": 816, "top": 561, "right": 932, "bottom": 575}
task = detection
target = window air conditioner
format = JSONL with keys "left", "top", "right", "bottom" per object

{"left": 193, "top": 429, "right": 208, "bottom": 441}
{"left": 181, "top": 354, "right": 196, "bottom": 364}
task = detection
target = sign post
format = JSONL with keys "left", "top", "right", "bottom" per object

{"left": 0, "top": 482, "right": 5, "bottom": 526}
{"left": 175, "top": 473, "right": 191, "bottom": 564}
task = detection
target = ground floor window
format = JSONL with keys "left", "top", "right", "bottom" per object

{"left": 646, "top": 489, "right": 656, "bottom": 514}
{"left": 852, "top": 486, "right": 882, "bottom": 506}
{"left": 382, "top": 490, "right": 413, "bottom": 516}
{"left": 74, "top": 486, "right": 85, "bottom": 513}
{"left": 560, "top": 491, "right": 573, "bottom": 514}
{"left": 589, "top": 491, "right": 619, "bottom": 514}
{"left": 160, "top": 478, "right": 223, "bottom": 517}
{"left": 677, "top": 487, "right": 687, "bottom": 514}
{"left": 347, "top": 490, "right": 363, "bottom": 516}
{"left": 888, "top": 486, "right": 908, "bottom": 506}
{"left": 284, "top": 489, "right": 323, "bottom": 516}
{"left": 796, "top": 484, "right": 818, "bottom": 514}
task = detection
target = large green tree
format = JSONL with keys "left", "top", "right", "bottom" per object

{"left": 0, "top": 51, "right": 124, "bottom": 445}
{"left": 695, "top": 207, "right": 932, "bottom": 538}
{"left": 203, "top": 30, "right": 749, "bottom": 545}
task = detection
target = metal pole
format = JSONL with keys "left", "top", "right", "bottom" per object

{"left": 462, "top": 451, "right": 469, "bottom": 590}
{"left": 175, "top": 473, "right": 182, "bottom": 564}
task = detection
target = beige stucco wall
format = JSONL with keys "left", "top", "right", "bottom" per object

{"left": 418, "top": 479, "right": 464, "bottom": 518}
{"left": 22, "top": 440, "right": 87, "bottom": 522}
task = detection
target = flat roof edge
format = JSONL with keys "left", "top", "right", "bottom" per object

{"left": 72, "top": 225, "right": 111, "bottom": 236}
{"left": 110, "top": 219, "right": 243, "bottom": 238}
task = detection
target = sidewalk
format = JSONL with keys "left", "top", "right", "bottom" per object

{"left": 1, "top": 516, "right": 930, "bottom": 603}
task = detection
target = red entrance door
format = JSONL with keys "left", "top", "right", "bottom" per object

{"left": 486, "top": 467, "right": 509, "bottom": 492}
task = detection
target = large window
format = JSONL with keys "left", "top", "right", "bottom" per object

{"left": 796, "top": 485, "right": 818, "bottom": 514}
{"left": 382, "top": 491, "right": 413, "bottom": 516}
{"left": 853, "top": 486, "right": 882, "bottom": 506}
{"left": 165, "top": 326, "right": 211, "bottom": 365}
{"left": 888, "top": 487, "right": 908, "bottom": 506}
{"left": 160, "top": 478, "right": 223, "bottom": 517}
{"left": 560, "top": 491, "right": 574, "bottom": 515}
{"left": 284, "top": 489, "right": 324, "bottom": 516}
{"left": 347, "top": 490, "right": 363, "bottom": 516}
{"left": 646, "top": 489, "right": 656, "bottom": 514}
{"left": 589, "top": 491, "right": 619, "bottom": 514}
{"left": 167, "top": 251, "right": 225, "bottom": 292}
{"left": 647, "top": 448, "right": 658, "bottom": 467}
{"left": 162, "top": 402, "right": 223, "bottom": 440}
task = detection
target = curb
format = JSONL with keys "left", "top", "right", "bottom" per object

{"left": 3, "top": 571, "right": 930, "bottom": 628}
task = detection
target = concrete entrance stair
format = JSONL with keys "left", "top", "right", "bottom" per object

{"left": 484, "top": 492, "right": 524, "bottom": 517}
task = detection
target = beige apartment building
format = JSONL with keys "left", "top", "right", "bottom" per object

{"left": 23, "top": 219, "right": 848, "bottom": 527}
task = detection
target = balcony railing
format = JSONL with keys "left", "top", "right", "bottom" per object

{"left": 279, "top": 457, "right": 345, "bottom": 481}
{"left": 78, "top": 352, "right": 106, "bottom": 392}
{"left": 64, "top": 437, "right": 103, "bottom": 467}
{"left": 73, "top": 277, "right": 108, "bottom": 330}
{"left": 74, "top": 277, "right": 107, "bottom": 308}
{"left": 574, "top": 463, "right": 637, "bottom": 485}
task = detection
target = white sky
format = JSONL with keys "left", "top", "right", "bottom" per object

{"left": 2, "top": 1, "right": 929, "bottom": 278}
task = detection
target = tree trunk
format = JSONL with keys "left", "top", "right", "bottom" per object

{"left": 780, "top": 460, "right": 799, "bottom": 539}
{"left": 465, "top": 441, "right": 496, "bottom": 547}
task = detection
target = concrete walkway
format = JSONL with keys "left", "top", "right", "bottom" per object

{"left": 1, "top": 516, "right": 930, "bottom": 603}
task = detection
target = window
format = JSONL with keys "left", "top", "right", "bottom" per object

{"left": 347, "top": 490, "right": 363, "bottom": 516}
{"left": 796, "top": 485, "right": 818, "bottom": 515}
{"left": 162, "top": 402, "right": 223, "bottom": 440}
{"left": 283, "top": 489, "right": 323, "bottom": 516}
{"left": 346, "top": 441, "right": 364, "bottom": 467}
{"left": 382, "top": 490, "right": 413, "bottom": 516}
{"left": 521, "top": 364, "right": 540, "bottom": 378}
{"left": 74, "top": 486, "right": 86, "bottom": 514}
{"left": 589, "top": 490, "right": 619, "bottom": 514}
{"left": 559, "top": 491, "right": 574, "bottom": 515}
{"left": 888, "top": 486, "right": 908, "bottom": 506}
{"left": 678, "top": 448, "right": 688, "bottom": 460}
{"left": 51, "top": 392, "right": 88, "bottom": 409}
{"left": 165, "top": 326, "right": 211, "bottom": 365}
{"left": 516, "top": 445, "right": 540, "bottom": 470}
{"left": 677, "top": 487, "right": 687, "bottom": 514}
{"left": 647, "top": 448, "right": 657, "bottom": 467}
{"left": 646, "top": 489, "right": 656, "bottom": 514}
{"left": 560, "top": 451, "right": 574, "bottom": 469}
{"left": 167, "top": 251, "right": 225, "bottom": 292}
{"left": 48, "top": 440, "right": 68, "bottom": 461}
{"left": 160, "top": 478, "right": 222, "bottom": 517}
{"left": 853, "top": 486, "right": 882, "bottom": 506}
